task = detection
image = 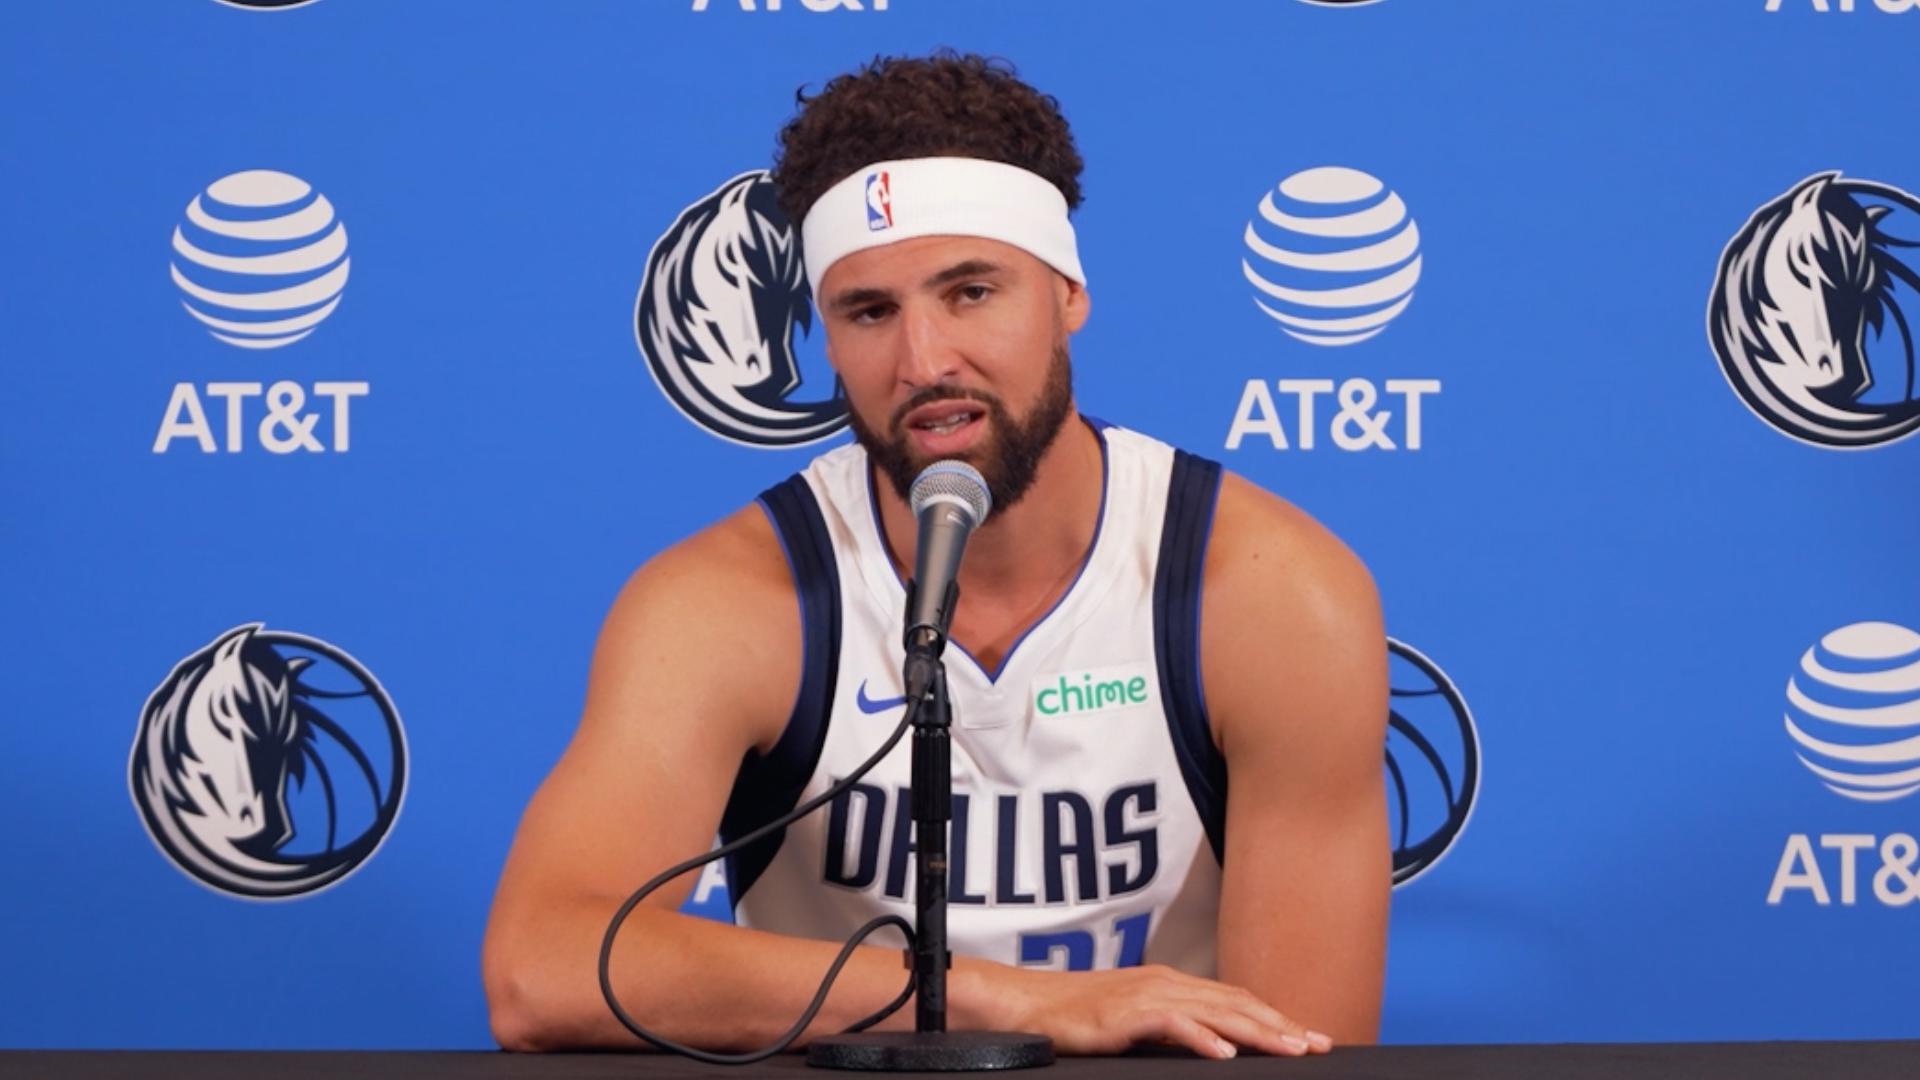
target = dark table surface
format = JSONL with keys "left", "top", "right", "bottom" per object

{"left": 5, "top": 1042, "right": 1919, "bottom": 1079}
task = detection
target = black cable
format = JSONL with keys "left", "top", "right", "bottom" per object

{"left": 597, "top": 701, "right": 920, "bottom": 1064}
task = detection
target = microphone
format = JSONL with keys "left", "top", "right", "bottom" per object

{"left": 810, "top": 455, "right": 1053, "bottom": 1071}
{"left": 903, "top": 460, "right": 992, "bottom": 700}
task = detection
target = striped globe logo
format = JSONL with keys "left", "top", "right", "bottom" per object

{"left": 1242, "top": 166, "right": 1421, "bottom": 346}
{"left": 1785, "top": 622, "right": 1920, "bottom": 801}
{"left": 170, "top": 170, "right": 350, "bottom": 349}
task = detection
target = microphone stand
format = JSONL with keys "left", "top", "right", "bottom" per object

{"left": 807, "top": 584, "right": 1054, "bottom": 1072}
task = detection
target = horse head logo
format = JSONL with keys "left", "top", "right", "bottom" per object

{"left": 129, "top": 625, "right": 405, "bottom": 899}
{"left": 1709, "top": 172, "right": 1920, "bottom": 448}
{"left": 636, "top": 171, "right": 847, "bottom": 446}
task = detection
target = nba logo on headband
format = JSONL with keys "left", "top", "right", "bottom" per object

{"left": 865, "top": 171, "right": 893, "bottom": 231}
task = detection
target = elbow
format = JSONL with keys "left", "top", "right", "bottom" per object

{"left": 483, "top": 951, "right": 549, "bottom": 1053}
{"left": 482, "top": 925, "right": 577, "bottom": 1053}
{"left": 482, "top": 900, "right": 680, "bottom": 1052}
{"left": 490, "top": 1007, "right": 545, "bottom": 1054}
{"left": 483, "top": 921, "right": 652, "bottom": 1053}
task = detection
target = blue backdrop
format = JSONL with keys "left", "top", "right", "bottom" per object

{"left": 3, "top": 0, "right": 1917, "bottom": 1050}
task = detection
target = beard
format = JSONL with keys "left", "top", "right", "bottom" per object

{"left": 848, "top": 343, "right": 1074, "bottom": 514}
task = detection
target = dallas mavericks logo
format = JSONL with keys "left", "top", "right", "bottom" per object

{"left": 1385, "top": 639, "right": 1478, "bottom": 886}
{"left": 1708, "top": 173, "right": 1920, "bottom": 448}
{"left": 128, "top": 625, "right": 405, "bottom": 899}
{"left": 635, "top": 171, "right": 848, "bottom": 447}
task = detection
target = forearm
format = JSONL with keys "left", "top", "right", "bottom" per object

{"left": 484, "top": 896, "right": 1010, "bottom": 1052}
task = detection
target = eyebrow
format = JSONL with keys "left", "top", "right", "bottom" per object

{"left": 924, "top": 259, "right": 1004, "bottom": 289}
{"left": 825, "top": 259, "right": 1007, "bottom": 313}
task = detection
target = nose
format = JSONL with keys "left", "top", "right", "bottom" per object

{"left": 897, "top": 301, "right": 960, "bottom": 390}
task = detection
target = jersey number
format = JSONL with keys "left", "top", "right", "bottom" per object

{"left": 1017, "top": 911, "right": 1152, "bottom": 971}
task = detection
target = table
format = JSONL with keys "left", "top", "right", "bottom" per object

{"left": 5, "top": 1042, "right": 1917, "bottom": 1079}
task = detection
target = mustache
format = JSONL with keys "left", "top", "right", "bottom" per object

{"left": 888, "top": 386, "right": 1002, "bottom": 433}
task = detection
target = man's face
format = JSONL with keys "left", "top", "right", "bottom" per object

{"left": 816, "top": 235, "right": 1091, "bottom": 512}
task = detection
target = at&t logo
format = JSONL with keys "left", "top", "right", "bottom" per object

{"left": 1228, "top": 166, "right": 1441, "bottom": 453}
{"left": 1242, "top": 166, "right": 1420, "bottom": 346}
{"left": 158, "top": 169, "right": 370, "bottom": 455}
{"left": 154, "top": 380, "right": 367, "bottom": 453}
{"left": 1767, "top": 622, "right": 1920, "bottom": 907}
{"left": 129, "top": 624, "right": 406, "bottom": 899}
{"left": 635, "top": 171, "right": 847, "bottom": 447}
{"left": 171, "top": 170, "right": 347, "bottom": 349}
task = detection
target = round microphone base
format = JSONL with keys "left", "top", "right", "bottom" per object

{"left": 807, "top": 1031, "right": 1055, "bottom": 1071}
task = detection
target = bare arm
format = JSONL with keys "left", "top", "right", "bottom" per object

{"left": 482, "top": 505, "right": 931, "bottom": 1052}
{"left": 1202, "top": 473, "right": 1392, "bottom": 1045}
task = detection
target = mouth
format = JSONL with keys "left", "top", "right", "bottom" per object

{"left": 898, "top": 400, "right": 988, "bottom": 454}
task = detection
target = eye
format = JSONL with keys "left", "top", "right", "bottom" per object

{"left": 849, "top": 302, "right": 895, "bottom": 326}
{"left": 953, "top": 283, "right": 993, "bottom": 305}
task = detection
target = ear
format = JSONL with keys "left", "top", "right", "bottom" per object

{"left": 1059, "top": 277, "right": 1091, "bottom": 334}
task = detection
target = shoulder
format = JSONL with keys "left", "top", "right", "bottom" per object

{"left": 611, "top": 499, "right": 794, "bottom": 623}
{"left": 591, "top": 498, "right": 804, "bottom": 755}
{"left": 1202, "top": 470, "right": 1378, "bottom": 625}
{"left": 1196, "top": 469, "right": 1386, "bottom": 759}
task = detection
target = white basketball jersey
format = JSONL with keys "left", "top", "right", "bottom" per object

{"left": 722, "top": 420, "right": 1228, "bottom": 975}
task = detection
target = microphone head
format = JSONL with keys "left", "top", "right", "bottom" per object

{"left": 909, "top": 460, "right": 992, "bottom": 526}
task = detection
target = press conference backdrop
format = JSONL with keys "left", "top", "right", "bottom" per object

{"left": 2, "top": 0, "right": 1915, "bottom": 1052}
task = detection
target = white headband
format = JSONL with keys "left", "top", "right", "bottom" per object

{"left": 800, "top": 156, "right": 1085, "bottom": 297}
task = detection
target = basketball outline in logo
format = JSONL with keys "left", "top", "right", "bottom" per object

{"left": 1707, "top": 172, "right": 1920, "bottom": 449}
{"left": 128, "top": 624, "right": 406, "bottom": 900}
{"left": 1385, "top": 638, "right": 1479, "bottom": 887}
{"left": 634, "top": 171, "right": 848, "bottom": 447}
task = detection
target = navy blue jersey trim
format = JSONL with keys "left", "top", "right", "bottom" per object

{"left": 720, "top": 475, "right": 841, "bottom": 904}
{"left": 1152, "top": 450, "right": 1227, "bottom": 864}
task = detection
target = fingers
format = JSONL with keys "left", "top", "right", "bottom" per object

{"left": 1141, "top": 1011, "right": 1239, "bottom": 1060}
{"left": 1172, "top": 997, "right": 1315, "bottom": 1057}
{"left": 1133, "top": 965, "right": 1334, "bottom": 1055}
{"left": 1217, "top": 984, "right": 1334, "bottom": 1053}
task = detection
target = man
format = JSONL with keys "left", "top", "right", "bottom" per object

{"left": 482, "top": 52, "right": 1388, "bottom": 1060}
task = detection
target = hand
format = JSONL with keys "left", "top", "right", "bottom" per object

{"left": 976, "top": 962, "right": 1335, "bottom": 1059}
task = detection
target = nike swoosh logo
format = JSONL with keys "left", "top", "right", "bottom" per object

{"left": 855, "top": 679, "right": 908, "bottom": 714}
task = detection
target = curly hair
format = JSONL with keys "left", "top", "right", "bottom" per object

{"left": 770, "top": 51, "right": 1084, "bottom": 229}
